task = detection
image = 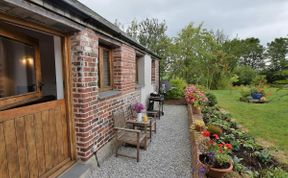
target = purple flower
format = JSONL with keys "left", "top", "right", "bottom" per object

{"left": 132, "top": 103, "right": 145, "bottom": 113}
{"left": 198, "top": 165, "right": 207, "bottom": 177}
{"left": 207, "top": 152, "right": 215, "bottom": 158}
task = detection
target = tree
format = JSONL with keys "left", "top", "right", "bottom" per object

{"left": 170, "top": 23, "right": 234, "bottom": 89}
{"left": 125, "top": 18, "right": 172, "bottom": 78}
{"left": 264, "top": 37, "right": 288, "bottom": 84}
{"left": 240, "top": 38, "right": 265, "bottom": 70}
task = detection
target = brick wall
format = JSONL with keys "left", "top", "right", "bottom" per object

{"left": 70, "top": 28, "right": 141, "bottom": 161}
{"left": 113, "top": 45, "right": 136, "bottom": 92}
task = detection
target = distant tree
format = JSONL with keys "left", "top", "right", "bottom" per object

{"left": 239, "top": 38, "right": 265, "bottom": 70}
{"left": 125, "top": 18, "right": 172, "bottom": 79}
{"left": 266, "top": 37, "right": 288, "bottom": 71}
{"left": 222, "top": 38, "right": 265, "bottom": 70}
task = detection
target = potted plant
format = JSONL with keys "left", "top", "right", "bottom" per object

{"left": 184, "top": 85, "right": 208, "bottom": 114}
{"left": 199, "top": 130, "right": 233, "bottom": 178}
{"left": 194, "top": 120, "right": 205, "bottom": 132}
{"left": 132, "top": 103, "right": 145, "bottom": 122}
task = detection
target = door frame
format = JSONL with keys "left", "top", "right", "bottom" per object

{"left": 0, "top": 13, "right": 77, "bottom": 163}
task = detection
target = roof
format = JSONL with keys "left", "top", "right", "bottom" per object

{"left": 46, "top": 0, "right": 161, "bottom": 59}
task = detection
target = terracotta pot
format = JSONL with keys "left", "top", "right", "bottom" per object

{"left": 192, "top": 105, "right": 201, "bottom": 114}
{"left": 199, "top": 158, "right": 233, "bottom": 178}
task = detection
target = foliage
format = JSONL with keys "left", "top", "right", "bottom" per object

{"left": 232, "top": 156, "right": 246, "bottom": 173}
{"left": 184, "top": 85, "right": 208, "bottom": 106}
{"left": 255, "top": 149, "right": 272, "bottom": 164}
{"left": 200, "top": 130, "right": 233, "bottom": 167}
{"left": 233, "top": 65, "right": 257, "bottom": 85}
{"left": 202, "top": 91, "right": 288, "bottom": 176}
{"left": 207, "top": 124, "right": 223, "bottom": 136}
{"left": 205, "top": 92, "right": 218, "bottom": 106}
{"left": 124, "top": 18, "right": 173, "bottom": 79}
{"left": 169, "top": 23, "right": 236, "bottom": 89}
{"left": 240, "top": 85, "right": 251, "bottom": 97}
{"left": 166, "top": 77, "right": 187, "bottom": 99}
{"left": 260, "top": 167, "right": 288, "bottom": 178}
{"left": 212, "top": 89, "right": 288, "bottom": 156}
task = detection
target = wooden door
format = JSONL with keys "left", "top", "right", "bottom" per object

{"left": 0, "top": 99, "right": 72, "bottom": 178}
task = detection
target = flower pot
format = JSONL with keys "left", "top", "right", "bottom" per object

{"left": 199, "top": 155, "right": 233, "bottom": 178}
{"left": 137, "top": 113, "right": 143, "bottom": 122}
{"left": 192, "top": 105, "right": 201, "bottom": 114}
{"left": 251, "top": 92, "right": 263, "bottom": 100}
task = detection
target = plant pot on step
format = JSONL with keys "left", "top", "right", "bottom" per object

{"left": 198, "top": 154, "right": 233, "bottom": 178}
{"left": 192, "top": 105, "right": 201, "bottom": 114}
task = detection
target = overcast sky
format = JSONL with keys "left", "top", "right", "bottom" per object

{"left": 78, "top": 0, "right": 288, "bottom": 45}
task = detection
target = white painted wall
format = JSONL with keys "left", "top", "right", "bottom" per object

{"left": 139, "top": 54, "right": 156, "bottom": 106}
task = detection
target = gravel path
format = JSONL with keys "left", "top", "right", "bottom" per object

{"left": 87, "top": 105, "right": 192, "bottom": 178}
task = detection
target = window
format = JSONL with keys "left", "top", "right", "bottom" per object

{"left": 98, "top": 46, "right": 112, "bottom": 91}
{"left": 151, "top": 59, "right": 156, "bottom": 83}
{"left": 0, "top": 27, "right": 41, "bottom": 110}
{"left": 135, "top": 57, "right": 139, "bottom": 84}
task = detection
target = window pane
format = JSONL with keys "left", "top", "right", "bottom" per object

{"left": 102, "top": 49, "right": 110, "bottom": 87}
{"left": 0, "top": 36, "right": 36, "bottom": 98}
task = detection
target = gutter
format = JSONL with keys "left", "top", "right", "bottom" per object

{"left": 46, "top": 0, "right": 161, "bottom": 59}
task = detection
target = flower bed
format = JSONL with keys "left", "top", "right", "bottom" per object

{"left": 187, "top": 90, "right": 288, "bottom": 177}
{"left": 201, "top": 104, "right": 288, "bottom": 177}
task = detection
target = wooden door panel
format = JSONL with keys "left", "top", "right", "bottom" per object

{"left": 0, "top": 100, "right": 71, "bottom": 178}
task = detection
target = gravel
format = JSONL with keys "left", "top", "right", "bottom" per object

{"left": 87, "top": 105, "right": 192, "bottom": 178}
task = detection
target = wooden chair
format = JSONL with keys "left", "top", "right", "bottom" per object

{"left": 113, "top": 109, "right": 147, "bottom": 162}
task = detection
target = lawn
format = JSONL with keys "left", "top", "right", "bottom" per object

{"left": 212, "top": 88, "right": 288, "bottom": 155}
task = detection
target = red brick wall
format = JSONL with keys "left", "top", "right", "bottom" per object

{"left": 113, "top": 45, "right": 136, "bottom": 92}
{"left": 70, "top": 28, "right": 141, "bottom": 160}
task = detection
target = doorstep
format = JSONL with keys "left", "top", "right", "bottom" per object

{"left": 59, "top": 138, "right": 116, "bottom": 178}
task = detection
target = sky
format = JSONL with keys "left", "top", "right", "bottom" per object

{"left": 78, "top": 0, "right": 288, "bottom": 45}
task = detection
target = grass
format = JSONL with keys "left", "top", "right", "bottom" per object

{"left": 212, "top": 88, "right": 288, "bottom": 156}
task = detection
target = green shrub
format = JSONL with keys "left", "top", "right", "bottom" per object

{"left": 240, "top": 85, "right": 251, "bottom": 97}
{"left": 166, "top": 77, "right": 187, "bottom": 99}
{"left": 205, "top": 92, "right": 217, "bottom": 106}
{"left": 233, "top": 66, "right": 257, "bottom": 85}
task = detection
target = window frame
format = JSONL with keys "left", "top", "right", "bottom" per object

{"left": 0, "top": 25, "right": 42, "bottom": 110}
{"left": 151, "top": 59, "right": 156, "bottom": 83}
{"left": 98, "top": 46, "right": 113, "bottom": 92}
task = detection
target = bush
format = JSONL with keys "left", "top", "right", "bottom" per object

{"left": 166, "top": 77, "right": 187, "bottom": 99}
{"left": 205, "top": 92, "right": 217, "bottom": 106}
{"left": 240, "top": 85, "right": 251, "bottom": 97}
{"left": 233, "top": 66, "right": 257, "bottom": 85}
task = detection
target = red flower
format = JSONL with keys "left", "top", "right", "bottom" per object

{"left": 213, "top": 134, "right": 219, "bottom": 140}
{"left": 201, "top": 130, "right": 210, "bottom": 137}
{"left": 218, "top": 143, "right": 223, "bottom": 148}
{"left": 208, "top": 140, "right": 214, "bottom": 144}
{"left": 224, "top": 143, "right": 233, "bottom": 150}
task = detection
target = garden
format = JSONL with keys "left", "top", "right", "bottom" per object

{"left": 163, "top": 79, "right": 288, "bottom": 177}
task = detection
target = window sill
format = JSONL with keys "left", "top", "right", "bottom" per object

{"left": 98, "top": 90, "right": 121, "bottom": 100}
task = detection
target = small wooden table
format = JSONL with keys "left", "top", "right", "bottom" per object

{"left": 126, "top": 119, "right": 153, "bottom": 147}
